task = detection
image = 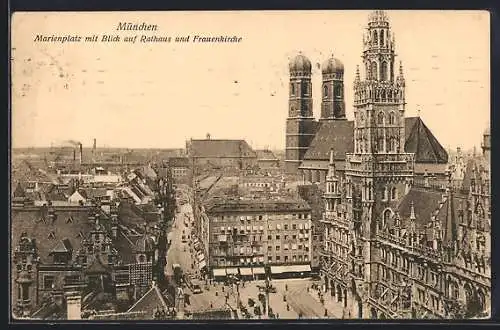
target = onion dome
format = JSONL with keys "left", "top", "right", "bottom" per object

{"left": 322, "top": 56, "right": 344, "bottom": 74}
{"left": 289, "top": 53, "right": 312, "bottom": 73}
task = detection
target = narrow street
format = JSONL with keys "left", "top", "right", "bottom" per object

{"left": 165, "top": 196, "right": 195, "bottom": 277}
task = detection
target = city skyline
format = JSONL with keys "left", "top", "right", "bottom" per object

{"left": 11, "top": 11, "right": 490, "bottom": 150}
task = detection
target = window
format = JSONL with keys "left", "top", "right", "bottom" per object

{"left": 323, "top": 85, "right": 328, "bottom": 97}
{"left": 284, "top": 224, "right": 289, "bottom": 230}
{"left": 391, "top": 187, "right": 397, "bottom": 200}
{"left": 276, "top": 246, "right": 280, "bottom": 251}
{"left": 267, "top": 235, "right": 272, "bottom": 240}
{"left": 377, "top": 112, "right": 385, "bottom": 125}
{"left": 335, "top": 85, "right": 342, "bottom": 97}
{"left": 291, "top": 83, "right": 295, "bottom": 95}
{"left": 276, "top": 256, "right": 281, "bottom": 261}
{"left": 285, "top": 256, "right": 289, "bottom": 262}
{"left": 389, "top": 112, "right": 396, "bottom": 125}
{"left": 48, "top": 232, "right": 56, "bottom": 240}
{"left": 293, "top": 235, "right": 297, "bottom": 239}
{"left": 276, "top": 235, "right": 280, "bottom": 240}
{"left": 43, "top": 275, "right": 55, "bottom": 289}
{"left": 381, "top": 62, "right": 388, "bottom": 81}
{"left": 380, "top": 30, "right": 385, "bottom": 46}
{"left": 370, "top": 62, "right": 378, "bottom": 80}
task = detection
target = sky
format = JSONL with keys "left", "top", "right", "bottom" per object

{"left": 11, "top": 10, "right": 490, "bottom": 151}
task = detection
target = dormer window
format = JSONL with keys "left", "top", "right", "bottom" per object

{"left": 48, "top": 232, "right": 56, "bottom": 240}
{"left": 66, "top": 216, "right": 74, "bottom": 224}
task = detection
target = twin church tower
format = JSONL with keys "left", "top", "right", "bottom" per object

{"left": 285, "top": 10, "right": 406, "bottom": 175}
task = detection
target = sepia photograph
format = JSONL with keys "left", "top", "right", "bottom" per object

{"left": 10, "top": 10, "right": 490, "bottom": 320}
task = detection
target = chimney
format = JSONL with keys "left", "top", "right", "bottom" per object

{"left": 73, "top": 149, "right": 76, "bottom": 162}
{"left": 79, "top": 144, "right": 83, "bottom": 165}
{"left": 93, "top": 138, "right": 97, "bottom": 152}
{"left": 65, "top": 292, "right": 82, "bottom": 320}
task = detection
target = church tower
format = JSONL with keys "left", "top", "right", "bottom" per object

{"left": 321, "top": 56, "right": 346, "bottom": 120}
{"left": 345, "top": 10, "right": 415, "bottom": 306}
{"left": 285, "top": 53, "right": 317, "bottom": 174}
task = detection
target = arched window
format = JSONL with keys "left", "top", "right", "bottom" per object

{"left": 373, "top": 30, "right": 378, "bottom": 46}
{"left": 390, "top": 62, "right": 394, "bottom": 81}
{"left": 377, "top": 112, "right": 385, "bottom": 125}
{"left": 391, "top": 187, "right": 397, "bottom": 200}
{"left": 370, "top": 62, "right": 378, "bottom": 80}
{"left": 380, "top": 30, "right": 385, "bottom": 46}
{"left": 389, "top": 112, "right": 396, "bottom": 125}
{"left": 323, "top": 85, "right": 328, "bottom": 97}
{"left": 291, "top": 83, "right": 295, "bottom": 95}
{"left": 381, "top": 62, "right": 388, "bottom": 81}
{"left": 383, "top": 187, "right": 388, "bottom": 200}
{"left": 335, "top": 85, "right": 342, "bottom": 97}
{"left": 383, "top": 209, "right": 391, "bottom": 227}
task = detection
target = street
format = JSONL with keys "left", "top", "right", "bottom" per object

{"left": 165, "top": 196, "right": 195, "bottom": 277}
{"left": 165, "top": 185, "right": 345, "bottom": 320}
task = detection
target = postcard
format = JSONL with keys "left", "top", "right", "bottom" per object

{"left": 10, "top": 10, "right": 490, "bottom": 321}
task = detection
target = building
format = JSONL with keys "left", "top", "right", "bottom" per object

{"left": 187, "top": 137, "right": 258, "bottom": 170}
{"left": 318, "top": 10, "right": 490, "bottom": 320}
{"left": 11, "top": 191, "right": 168, "bottom": 319}
{"left": 284, "top": 37, "right": 448, "bottom": 182}
{"left": 203, "top": 196, "right": 313, "bottom": 280}
{"left": 255, "top": 149, "right": 280, "bottom": 170}
{"left": 167, "top": 157, "right": 191, "bottom": 183}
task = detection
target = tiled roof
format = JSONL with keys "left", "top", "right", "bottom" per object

{"left": 190, "top": 139, "right": 257, "bottom": 158}
{"left": 127, "top": 284, "right": 169, "bottom": 316}
{"left": 397, "top": 188, "right": 444, "bottom": 229}
{"left": 302, "top": 117, "right": 448, "bottom": 164}
{"left": 85, "top": 255, "right": 111, "bottom": 274}
{"left": 303, "top": 120, "right": 354, "bottom": 161}
{"left": 404, "top": 117, "right": 448, "bottom": 163}
{"left": 396, "top": 187, "right": 467, "bottom": 234}
{"left": 256, "top": 150, "right": 278, "bottom": 161}
{"left": 112, "top": 232, "right": 139, "bottom": 264}
{"left": 11, "top": 206, "right": 103, "bottom": 264}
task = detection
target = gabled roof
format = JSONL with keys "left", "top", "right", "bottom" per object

{"left": 189, "top": 139, "right": 257, "bottom": 158}
{"left": 396, "top": 187, "right": 467, "bottom": 233}
{"left": 85, "top": 255, "right": 111, "bottom": 274}
{"left": 404, "top": 117, "right": 448, "bottom": 163}
{"left": 127, "top": 284, "right": 169, "bottom": 316}
{"left": 13, "top": 182, "right": 26, "bottom": 198}
{"left": 11, "top": 206, "right": 105, "bottom": 264}
{"left": 302, "top": 117, "right": 448, "bottom": 164}
{"left": 303, "top": 120, "right": 354, "bottom": 161}
{"left": 49, "top": 238, "right": 73, "bottom": 254}
{"left": 69, "top": 190, "right": 87, "bottom": 200}
{"left": 256, "top": 149, "right": 279, "bottom": 161}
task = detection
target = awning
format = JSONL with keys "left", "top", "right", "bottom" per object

{"left": 226, "top": 268, "right": 238, "bottom": 275}
{"left": 270, "top": 264, "right": 312, "bottom": 274}
{"left": 239, "top": 268, "right": 252, "bottom": 276}
{"left": 198, "top": 260, "right": 207, "bottom": 270}
{"left": 213, "top": 269, "right": 226, "bottom": 277}
{"left": 252, "top": 267, "right": 266, "bottom": 275}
